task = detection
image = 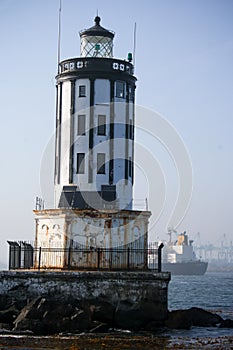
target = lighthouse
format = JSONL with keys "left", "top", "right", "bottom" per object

{"left": 34, "top": 17, "right": 151, "bottom": 269}
{"left": 54, "top": 16, "right": 135, "bottom": 211}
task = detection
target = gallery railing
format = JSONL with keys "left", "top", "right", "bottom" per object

{"left": 7, "top": 241, "right": 164, "bottom": 272}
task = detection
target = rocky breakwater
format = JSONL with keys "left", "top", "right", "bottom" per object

{"left": 0, "top": 295, "right": 233, "bottom": 335}
{"left": 0, "top": 295, "right": 169, "bottom": 334}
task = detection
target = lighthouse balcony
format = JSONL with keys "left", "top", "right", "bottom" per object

{"left": 58, "top": 57, "right": 134, "bottom": 77}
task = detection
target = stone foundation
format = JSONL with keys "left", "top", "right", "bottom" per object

{"left": 0, "top": 270, "right": 170, "bottom": 330}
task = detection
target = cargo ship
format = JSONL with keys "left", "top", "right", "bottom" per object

{"left": 149, "top": 231, "right": 208, "bottom": 275}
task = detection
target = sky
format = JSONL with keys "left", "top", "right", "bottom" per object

{"left": 0, "top": 0, "right": 233, "bottom": 267}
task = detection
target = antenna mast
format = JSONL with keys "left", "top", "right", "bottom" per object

{"left": 133, "top": 22, "right": 137, "bottom": 68}
{"left": 57, "top": 0, "right": 62, "bottom": 74}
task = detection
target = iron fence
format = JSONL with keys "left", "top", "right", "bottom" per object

{"left": 8, "top": 241, "right": 33, "bottom": 270}
{"left": 7, "top": 241, "right": 163, "bottom": 272}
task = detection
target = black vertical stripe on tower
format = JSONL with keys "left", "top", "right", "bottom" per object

{"left": 109, "top": 80, "right": 115, "bottom": 185}
{"left": 132, "top": 84, "right": 135, "bottom": 185}
{"left": 54, "top": 84, "right": 59, "bottom": 184}
{"left": 57, "top": 82, "right": 63, "bottom": 185}
{"left": 69, "top": 80, "right": 75, "bottom": 183}
{"left": 125, "top": 83, "right": 129, "bottom": 183}
{"left": 88, "top": 79, "right": 95, "bottom": 183}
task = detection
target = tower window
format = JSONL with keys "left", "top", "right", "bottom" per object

{"left": 76, "top": 153, "right": 85, "bottom": 174}
{"left": 77, "top": 115, "right": 86, "bottom": 135}
{"left": 79, "top": 85, "right": 86, "bottom": 97}
{"left": 116, "top": 81, "right": 125, "bottom": 98}
{"left": 97, "top": 115, "right": 106, "bottom": 135}
{"left": 97, "top": 153, "right": 106, "bottom": 174}
{"left": 128, "top": 85, "right": 135, "bottom": 102}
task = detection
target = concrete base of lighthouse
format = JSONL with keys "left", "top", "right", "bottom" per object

{"left": 30, "top": 209, "right": 172, "bottom": 330}
{"left": 0, "top": 270, "right": 170, "bottom": 331}
{"left": 34, "top": 208, "right": 151, "bottom": 269}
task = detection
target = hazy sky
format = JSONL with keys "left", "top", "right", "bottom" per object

{"left": 0, "top": 0, "right": 233, "bottom": 266}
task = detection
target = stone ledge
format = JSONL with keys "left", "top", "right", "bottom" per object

{"left": 0, "top": 270, "right": 170, "bottom": 282}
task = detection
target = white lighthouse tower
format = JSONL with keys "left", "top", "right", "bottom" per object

{"left": 54, "top": 16, "right": 135, "bottom": 211}
{"left": 34, "top": 17, "right": 151, "bottom": 269}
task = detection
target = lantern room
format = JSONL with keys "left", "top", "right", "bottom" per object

{"left": 79, "top": 16, "right": 114, "bottom": 58}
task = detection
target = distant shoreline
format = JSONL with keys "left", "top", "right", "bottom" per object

{"left": 207, "top": 264, "right": 233, "bottom": 273}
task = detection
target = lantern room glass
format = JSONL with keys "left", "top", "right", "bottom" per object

{"left": 80, "top": 35, "right": 113, "bottom": 58}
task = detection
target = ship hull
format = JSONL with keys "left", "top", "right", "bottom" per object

{"left": 162, "top": 261, "right": 208, "bottom": 275}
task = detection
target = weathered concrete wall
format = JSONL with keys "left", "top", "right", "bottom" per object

{"left": 34, "top": 209, "right": 151, "bottom": 249}
{"left": 0, "top": 271, "right": 170, "bottom": 324}
{"left": 34, "top": 209, "right": 151, "bottom": 269}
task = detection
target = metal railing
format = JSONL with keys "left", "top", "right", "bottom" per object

{"left": 8, "top": 241, "right": 33, "bottom": 270}
{"left": 8, "top": 241, "right": 164, "bottom": 272}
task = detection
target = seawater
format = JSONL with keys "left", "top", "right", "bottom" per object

{"left": 169, "top": 271, "right": 233, "bottom": 317}
{"left": 165, "top": 271, "right": 233, "bottom": 338}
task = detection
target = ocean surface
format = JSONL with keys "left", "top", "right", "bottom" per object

{"left": 169, "top": 271, "right": 233, "bottom": 316}
{"left": 165, "top": 271, "right": 233, "bottom": 339}
{"left": 0, "top": 271, "right": 232, "bottom": 349}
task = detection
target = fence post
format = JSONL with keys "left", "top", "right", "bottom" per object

{"left": 19, "top": 242, "right": 22, "bottom": 269}
{"left": 97, "top": 248, "right": 100, "bottom": 270}
{"left": 158, "top": 243, "right": 164, "bottom": 272}
{"left": 127, "top": 247, "right": 130, "bottom": 270}
{"left": 8, "top": 245, "right": 11, "bottom": 270}
{"left": 68, "top": 246, "right": 71, "bottom": 270}
{"left": 68, "top": 239, "right": 74, "bottom": 270}
{"left": 109, "top": 248, "right": 113, "bottom": 270}
{"left": 38, "top": 247, "right": 42, "bottom": 271}
{"left": 31, "top": 246, "right": 34, "bottom": 268}
{"left": 11, "top": 244, "right": 14, "bottom": 270}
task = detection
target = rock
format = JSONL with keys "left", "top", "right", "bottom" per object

{"left": 0, "top": 323, "right": 11, "bottom": 330}
{"left": 0, "top": 305, "right": 20, "bottom": 325}
{"left": 187, "top": 307, "right": 222, "bottom": 327}
{"left": 115, "top": 301, "right": 167, "bottom": 330}
{"left": 13, "top": 297, "right": 94, "bottom": 335}
{"left": 165, "top": 309, "right": 192, "bottom": 329}
{"left": 0, "top": 296, "right": 14, "bottom": 311}
{"left": 70, "top": 307, "right": 93, "bottom": 331}
{"left": 115, "top": 303, "right": 145, "bottom": 330}
{"left": 14, "top": 318, "right": 46, "bottom": 335}
{"left": 144, "top": 320, "right": 166, "bottom": 331}
{"left": 89, "top": 321, "right": 109, "bottom": 333}
{"left": 91, "top": 300, "right": 115, "bottom": 325}
{"left": 219, "top": 318, "right": 233, "bottom": 328}
{"left": 13, "top": 297, "right": 44, "bottom": 330}
{"left": 165, "top": 307, "right": 223, "bottom": 329}
{"left": 14, "top": 297, "right": 58, "bottom": 334}
{"left": 43, "top": 306, "right": 93, "bottom": 334}
{"left": 139, "top": 301, "right": 168, "bottom": 324}
{"left": 11, "top": 296, "right": 229, "bottom": 334}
